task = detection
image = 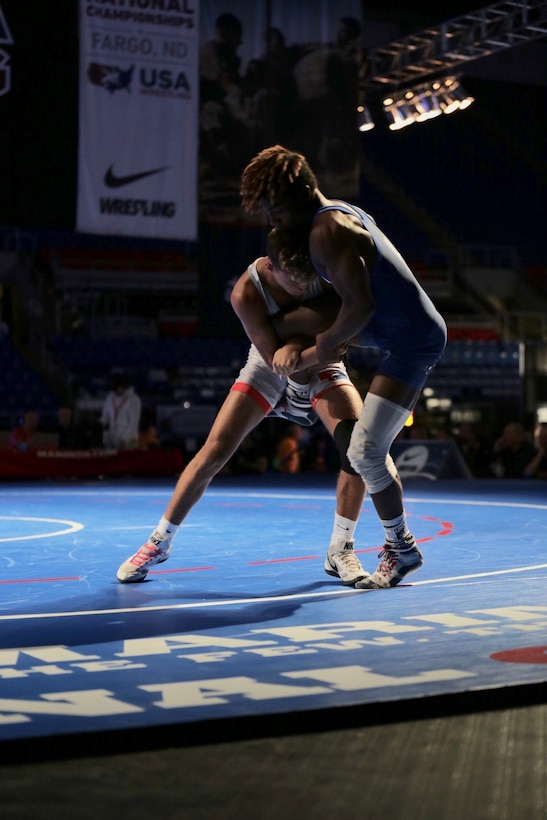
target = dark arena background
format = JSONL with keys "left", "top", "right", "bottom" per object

{"left": 0, "top": 2, "right": 546, "bottom": 819}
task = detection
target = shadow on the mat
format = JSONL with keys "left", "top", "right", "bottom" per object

{"left": 3, "top": 580, "right": 359, "bottom": 649}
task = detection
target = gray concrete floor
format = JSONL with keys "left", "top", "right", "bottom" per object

{"left": 2, "top": 700, "right": 545, "bottom": 820}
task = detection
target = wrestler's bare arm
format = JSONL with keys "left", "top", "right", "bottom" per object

{"left": 311, "top": 218, "right": 376, "bottom": 363}
{"left": 230, "top": 270, "right": 282, "bottom": 369}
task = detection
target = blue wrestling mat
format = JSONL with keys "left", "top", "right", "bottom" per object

{"left": 1, "top": 475, "right": 546, "bottom": 755}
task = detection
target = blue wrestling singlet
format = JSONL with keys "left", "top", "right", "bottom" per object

{"left": 313, "top": 201, "right": 447, "bottom": 390}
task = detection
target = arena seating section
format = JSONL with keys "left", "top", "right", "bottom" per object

{"left": 0, "top": 336, "right": 59, "bottom": 430}
{"left": 48, "top": 334, "right": 249, "bottom": 407}
{"left": 1, "top": 79, "right": 542, "bottom": 440}
{"left": 0, "top": 327, "right": 523, "bottom": 439}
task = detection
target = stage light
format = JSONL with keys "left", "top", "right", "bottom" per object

{"left": 385, "top": 102, "right": 415, "bottom": 130}
{"left": 377, "top": 75, "right": 475, "bottom": 131}
{"left": 453, "top": 85, "right": 474, "bottom": 109}
{"left": 443, "top": 76, "right": 457, "bottom": 90}
{"left": 414, "top": 93, "right": 432, "bottom": 121}
{"left": 398, "top": 102, "right": 417, "bottom": 126}
{"left": 414, "top": 91, "right": 442, "bottom": 121}
{"left": 384, "top": 106, "right": 402, "bottom": 129}
{"left": 357, "top": 104, "right": 375, "bottom": 131}
{"left": 440, "top": 91, "right": 461, "bottom": 114}
{"left": 438, "top": 78, "right": 474, "bottom": 114}
{"left": 426, "top": 93, "right": 443, "bottom": 118}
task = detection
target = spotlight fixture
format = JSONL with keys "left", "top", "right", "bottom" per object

{"left": 379, "top": 75, "right": 474, "bottom": 131}
{"left": 452, "top": 84, "right": 474, "bottom": 109}
{"left": 357, "top": 104, "right": 375, "bottom": 131}
{"left": 383, "top": 99, "right": 416, "bottom": 130}
{"left": 427, "top": 93, "right": 443, "bottom": 118}
{"left": 438, "top": 76, "right": 474, "bottom": 113}
{"left": 439, "top": 91, "right": 461, "bottom": 114}
{"left": 395, "top": 101, "right": 417, "bottom": 127}
{"left": 413, "top": 91, "right": 442, "bottom": 121}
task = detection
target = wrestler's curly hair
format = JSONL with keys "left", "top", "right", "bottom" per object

{"left": 266, "top": 227, "right": 315, "bottom": 284}
{"left": 240, "top": 145, "right": 317, "bottom": 214}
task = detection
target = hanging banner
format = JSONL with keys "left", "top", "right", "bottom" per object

{"left": 77, "top": 0, "right": 199, "bottom": 240}
{"left": 0, "top": 3, "right": 14, "bottom": 96}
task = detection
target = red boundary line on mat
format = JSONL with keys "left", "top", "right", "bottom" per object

{"left": 149, "top": 565, "right": 216, "bottom": 575}
{"left": 0, "top": 576, "right": 81, "bottom": 584}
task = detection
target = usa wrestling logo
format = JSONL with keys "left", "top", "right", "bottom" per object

{"left": 88, "top": 63, "right": 135, "bottom": 94}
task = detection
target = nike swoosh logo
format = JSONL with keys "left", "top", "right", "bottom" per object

{"left": 104, "top": 164, "right": 169, "bottom": 188}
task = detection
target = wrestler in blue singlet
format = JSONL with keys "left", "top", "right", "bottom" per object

{"left": 313, "top": 202, "right": 447, "bottom": 390}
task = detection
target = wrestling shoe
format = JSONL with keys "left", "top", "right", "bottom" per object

{"left": 324, "top": 540, "right": 370, "bottom": 586}
{"left": 117, "top": 538, "right": 172, "bottom": 583}
{"left": 355, "top": 538, "right": 423, "bottom": 589}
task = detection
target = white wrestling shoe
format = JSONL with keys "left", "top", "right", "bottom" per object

{"left": 117, "top": 538, "right": 172, "bottom": 583}
{"left": 324, "top": 540, "right": 370, "bottom": 586}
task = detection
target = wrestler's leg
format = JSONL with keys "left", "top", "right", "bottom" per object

{"left": 164, "top": 391, "right": 268, "bottom": 523}
{"left": 348, "top": 373, "right": 424, "bottom": 589}
{"left": 313, "top": 371, "right": 369, "bottom": 585}
{"left": 117, "top": 346, "right": 284, "bottom": 582}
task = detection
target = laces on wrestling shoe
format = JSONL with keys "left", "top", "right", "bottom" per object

{"left": 324, "top": 540, "right": 369, "bottom": 586}
{"left": 116, "top": 539, "right": 171, "bottom": 583}
{"left": 355, "top": 538, "right": 423, "bottom": 589}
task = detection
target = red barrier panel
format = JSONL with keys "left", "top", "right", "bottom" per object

{"left": 0, "top": 448, "right": 184, "bottom": 479}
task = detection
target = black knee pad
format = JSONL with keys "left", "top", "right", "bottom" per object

{"left": 333, "top": 419, "right": 359, "bottom": 475}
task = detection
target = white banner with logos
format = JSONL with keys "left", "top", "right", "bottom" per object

{"left": 77, "top": 0, "right": 199, "bottom": 240}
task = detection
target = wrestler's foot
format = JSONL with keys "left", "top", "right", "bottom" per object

{"left": 324, "top": 540, "right": 370, "bottom": 586}
{"left": 356, "top": 538, "right": 423, "bottom": 589}
{"left": 117, "top": 539, "right": 171, "bottom": 583}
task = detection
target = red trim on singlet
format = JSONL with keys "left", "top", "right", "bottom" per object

{"left": 230, "top": 381, "right": 272, "bottom": 413}
{"left": 311, "top": 382, "right": 348, "bottom": 409}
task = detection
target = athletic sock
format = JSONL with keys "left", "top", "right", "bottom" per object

{"left": 381, "top": 513, "right": 412, "bottom": 548}
{"left": 329, "top": 513, "right": 357, "bottom": 550}
{"left": 149, "top": 516, "right": 180, "bottom": 545}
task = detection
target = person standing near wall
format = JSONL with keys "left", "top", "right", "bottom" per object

{"left": 101, "top": 374, "right": 141, "bottom": 451}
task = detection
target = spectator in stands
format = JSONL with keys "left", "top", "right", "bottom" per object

{"left": 307, "top": 427, "right": 339, "bottom": 473}
{"left": 138, "top": 407, "right": 160, "bottom": 450}
{"left": 275, "top": 423, "right": 306, "bottom": 473}
{"left": 292, "top": 16, "right": 361, "bottom": 169}
{"left": 199, "top": 13, "right": 245, "bottom": 171}
{"left": 9, "top": 409, "right": 39, "bottom": 452}
{"left": 456, "top": 422, "right": 493, "bottom": 478}
{"left": 78, "top": 409, "right": 104, "bottom": 449}
{"left": 117, "top": 227, "right": 368, "bottom": 588}
{"left": 523, "top": 422, "right": 547, "bottom": 478}
{"left": 200, "top": 12, "right": 243, "bottom": 92}
{"left": 101, "top": 374, "right": 141, "bottom": 451}
{"left": 259, "top": 26, "right": 300, "bottom": 145}
{"left": 138, "top": 424, "right": 160, "bottom": 450}
{"left": 56, "top": 405, "right": 87, "bottom": 450}
{"left": 489, "top": 421, "right": 537, "bottom": 478}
